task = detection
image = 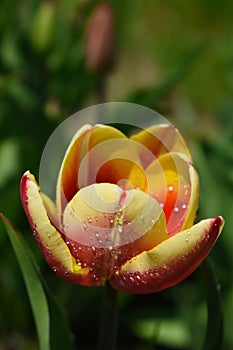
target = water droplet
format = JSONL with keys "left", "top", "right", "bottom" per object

{"left": 182, "top": 204, "right": 187, "bottom": 210}
{"left": 151, "top": 219, "right": 155, "bottom": 224}
{"left": 185, "top": 237, "right": 189, "bottom": 242}
{"left": 87, "top": 216, "right": 92, "bottom": 223}
{"left": 168, "top": 185, "right": 174, "bottom": 192}
{"left": 92, "top": 246, "right": 96, "bottom": 252}
{"left": 174, "top": 206, "right": 179, "bottom": 213}
{"left": 95, "top": 217, "right": 98, "bottom": 222}
{"left": 160, "top": 202, "right": 164, "bottom": 208}
{"left": 129, "top": 274, "right": 134, "bottom": 283}
{"left": 83, "top": 223, "right": 87, "bottom": 230}
{"left": 66, "top": 240, "right": 70, "bottom": 245}
{"left": 52, "top": 266, "right": 57, "bottom": 272}
{"left": 187, "top": 230, "right": 191, "bottom": 236}
{"left": 78, "top": 246, "right": 82, "bottom": 251}
{"left": 118, "top": 225, "right": 123, "bottom": 233}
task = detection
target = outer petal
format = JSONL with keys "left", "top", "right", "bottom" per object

{"left": 20, "top": 171, "right": 102, "bottom": 286}
{"left": 130, "top": 124, "right": 192, "bottom": 169}
{"left": 110, "top": 217, "right": 224, "bottom": 294}
{"left": 62, "top": 183, "right": 168, "bottom": 280}
{"left": 56, "top": 124, "right": 128, "bottom": 213}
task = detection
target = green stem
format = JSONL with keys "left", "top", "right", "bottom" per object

{"left": 97, "top": 281, "right": 118, "bottom": 350}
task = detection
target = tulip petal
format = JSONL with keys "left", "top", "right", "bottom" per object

{"left": 56, "top": 124, "right": 127, "bottom": 213}
{"left": 20, "top": 171, "right": 91, "bottom": 284}
{"left": 110, "top": 217, "right": 224, "bottom": 294}
{"left": 130, "top": 124, "right": 192, "bottom": 168}
{"left": 146, "top": 152, "right": 199, "bottom": 236}
{"left": 62, "top": 183, "right": 168, "bottom": 280}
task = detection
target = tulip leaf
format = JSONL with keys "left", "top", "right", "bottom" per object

{"left": 126, "top": 42, "right": 208, "bottom": 108}
{"left": 201, "top": 258, "right": 223, "bottom": 350}
{"left": 0, "top": 214, "right": 75, "bottom": 350}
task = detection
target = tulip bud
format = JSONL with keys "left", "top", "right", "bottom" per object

{"left": 31, "top": 2, "right": 56, "bottom": 53}
{"left": 85, "top": 2, "right": 116, "bottom": 74}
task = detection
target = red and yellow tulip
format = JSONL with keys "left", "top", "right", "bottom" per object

{"left": 20, "top": 124, "right": 224, "bottom": 294}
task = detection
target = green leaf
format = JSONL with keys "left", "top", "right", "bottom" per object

{"left": 126, "top": 42, "right": 209, "bottom": 107}
{"left": 0, "top": 214, "right": 50, "bottom": 350}
{"left": 201, "top": 258, "right": 223, "bottom": 350}
{"left": 0, "top": 214, "right": 76, "bottom": 350}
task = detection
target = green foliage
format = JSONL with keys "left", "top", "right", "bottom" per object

{"left": 1, "top": 214, "right": 75, "bottom": 350}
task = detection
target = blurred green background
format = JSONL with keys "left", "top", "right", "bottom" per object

{"left": 0, "top": 0, "right": 232, "bottom": 349}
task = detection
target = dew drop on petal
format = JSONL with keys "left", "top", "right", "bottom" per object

{"left": 168, "top": 185, "right": 174, "bottom": 192}
{"left": 185, "top": 237, "right": 189, "bottom": 242}
{"left": 129, "top": 274, "right": 134, "bottom": 283}
{"left": 87, "top": 216, "right": 92, "bottom": 223}
{"left": 182, "top": 204, "right": 187, "bottom": 210}
{"left": 118, "top": 225, "right": 123, "bottom": 233}
{"left": 174, "top": 206, "right": 179, "bottom": 213}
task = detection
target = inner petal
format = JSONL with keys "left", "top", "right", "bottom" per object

{"left": 62, "top": 183, "right": 168, "bottom": 279}
{"left": 56, "top": 124, "right": 126, "bottom": 213}
{"left": 130, "top": 124, "right": 192, "bottom": 169}
{"left": 146, "top": 152, "right": 194, "bottom": 236}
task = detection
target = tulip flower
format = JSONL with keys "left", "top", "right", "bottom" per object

{"left": 20, "top": 123, "right": 224, "bottom": 294}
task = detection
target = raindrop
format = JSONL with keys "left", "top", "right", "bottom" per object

{"left": 118, "top": 225, "right": 123, "bottom": 233}
{"left": 168, "top": 185, "right": 174, "bottom": 192}
{"left": 185, "top": 237, "right": 189, "bottom": 243}
{"left": 87, "top": 216, "right": 92, "bottom": 223}
{"left": 129, "top": 274, "right": 134, "bottom": 283}
{"left": 78, "top": 246, "right": 82, "bottom": 251}
{"left": 174, "top": 206, "right": 179, "bottom": 213}
{"left": 92, "top": 246, "right": 96, "bottom": 252}
{"left": 66, "top": 240, "right": 70, "bottom": 245}
{"left": 182, "top": 204, "right": 187, "bottom": 210}
{"left": 52, "top": 266, "right": 57, "bottom": 272}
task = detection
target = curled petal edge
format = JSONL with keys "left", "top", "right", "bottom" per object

{"left": 110, "top": 216, "right": 224, "bottom": 294}
{"left": 20, "top": 171, "right": 91, "bottom": 283}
